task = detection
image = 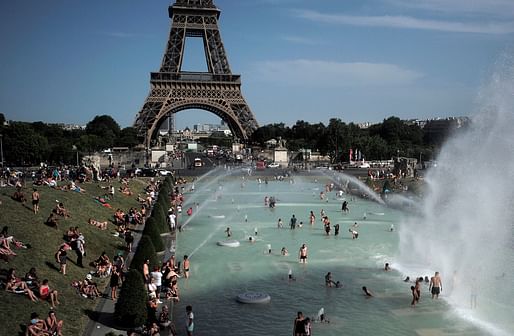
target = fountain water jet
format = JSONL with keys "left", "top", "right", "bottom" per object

{"left": 397, "top": 53, "right": 514, "bottom": 336}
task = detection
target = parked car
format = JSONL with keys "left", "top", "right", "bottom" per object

{"left": 158, "top": 169, "right": 173, "bottom": 176}
{"left": 140, "top": 168, "right": 157, "bottom": 177}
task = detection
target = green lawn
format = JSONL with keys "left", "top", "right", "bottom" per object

{"left": 0, "top": 178, "right": 150, "bottom": 335}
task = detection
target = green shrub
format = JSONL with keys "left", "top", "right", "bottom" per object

{"left": 143, "top": 218, "right": 165, "bottom": 252}
{"left": 130, "top": 235, "right": 159, "bottom": 274}
{"left": 151, "top": 203, "right": 169, "bottom": 233}
{"left": 114, "top": 269, "right": 147, "bottom": 328}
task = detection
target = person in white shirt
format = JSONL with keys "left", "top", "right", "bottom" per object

{"left": 151, "top": 266, "right": 163, "bottom": 303}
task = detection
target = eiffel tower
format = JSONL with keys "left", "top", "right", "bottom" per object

{"left": 134, "top": 0, "right": 259, "bottom": 146}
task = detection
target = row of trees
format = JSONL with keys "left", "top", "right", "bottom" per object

{"left": 249, "top": 117, "right": 469, "bottom": 162}
{"left": 0, "top": 115, "right": 140, "bottom": 166}
{"left": 114, "top": 176, "right": 174, "bottom": 328}
{"left": 0, "top": 111, "right": 467, "bottom": 166}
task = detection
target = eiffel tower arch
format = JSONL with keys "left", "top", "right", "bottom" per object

{"left": 134, "top": 0, "right": 259, "bottom": 146}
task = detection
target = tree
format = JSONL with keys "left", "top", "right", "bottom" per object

{"left": 130, "top": 235, "right": 159, "bottom": 274}
{"left": 0, "top": 113, "right": 6, "bottom": 125}
{"left": 117, "top": 127, "right": 140, "bottom": 148}
{"left": 143, "top": 219, "right": 165, "bottom": 252}
{"left": 85, "top": 115, "right": 121, "bottom": 150}
{"left": 3, "top": 123, "right": 50, "bottom": 165}
{"left": 114, "top": 269, "right": 147, "bottom": 328}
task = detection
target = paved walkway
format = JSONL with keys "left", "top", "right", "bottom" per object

{"left": 82, "top": 224, "right": 177, "bottom": 336}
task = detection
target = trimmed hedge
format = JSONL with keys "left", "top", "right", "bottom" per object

{"left": 143, "top": 218, "right": 164, "bottom": 252}
{"left": 151, "top": 203, "right": 169, "bottom": 234}
{"left": 114, "top": 269, "right": 147, "bottom": 328}
{"left": 130, "top": 235, "right": 159, "bottom": 274}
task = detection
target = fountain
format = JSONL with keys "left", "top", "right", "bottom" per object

{"left": 397, "top": 54, "right": 514, "bottom": 335}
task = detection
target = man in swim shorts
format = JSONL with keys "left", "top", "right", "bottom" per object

{"left": 299, "top": 244, "right": 308, "bottom": 264}
{"left": 32, "top": 188, "right": 40, "bottom": 214}
{"left": 429, "top": 271, "right": 442, "bottom": 299}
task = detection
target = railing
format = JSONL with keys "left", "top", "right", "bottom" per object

{"left": 151, "top": 72, "right": 240, "bottom": 83}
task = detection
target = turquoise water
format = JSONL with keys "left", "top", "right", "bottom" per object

{"left": 173, "top": 176, "right": 484, "bottom": 335}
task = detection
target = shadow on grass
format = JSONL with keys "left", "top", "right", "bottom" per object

{"left": 44, "top": 261, "right": 60, "bottom": 272}
{"left": 18, "top": 323, "right": 27, "bottom": 336}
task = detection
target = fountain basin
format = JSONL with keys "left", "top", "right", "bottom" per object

{"left": 236, "top": 292, "right": 271, "bottom": 304}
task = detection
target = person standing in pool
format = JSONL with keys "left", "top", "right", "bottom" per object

{"left": 299, "top": 244, "right": 308, "bottom": 264}
{"left": 277, "top": 218, "right": 283, "bottom": 229}
{"left": 415, "top": 277, "right": 422, "bottom": 302}
{"left": 323, "top": 217, "right": 331, "bottom": 236}
{"left": 429, "top": 271, "right": 443, "bottom": 299}
{"left": 309, "top": 211, "right": 315, "bottom": 225}
{"left": 341, "top": 200, "right": 349, "bottom": 213}
{"left": 290, "top": 214, "right": 297, "bottom": 230}
{"left": 411, "top": 285, "right": 419, "bottom": 306}
{"left": 185, "top": 305, "right": 194, "bottom": 336}
{"left": 293, "top": 311, "right": 306, "bottom": 336}
{"left": 225, "top": 227, "right": 232, "bottom": 237}
{"left": 334, "top": 223, "right": 340, "bottom": 236}
{"left": 183, "top": 255, "right": 190, "bottom": 279}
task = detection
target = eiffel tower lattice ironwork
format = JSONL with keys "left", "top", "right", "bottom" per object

{"left": 134, "top": 0, "right": 259, "bottom": 145}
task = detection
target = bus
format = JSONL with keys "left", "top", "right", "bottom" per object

{"left": 256, "top": 160, "right": 266, "bottom": 170}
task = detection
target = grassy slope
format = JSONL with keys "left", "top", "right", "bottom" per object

{"left": 0, "top": 178, "right": 148, "bottom": 335}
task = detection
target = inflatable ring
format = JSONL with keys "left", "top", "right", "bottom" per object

{"left": 236, "top": 292, "right": 271, "bottom": 304}
{"left": 211, "top": 215, "right": 226, "bottom": 219}
{"left": 217, "top": 240, "right": 240, "bottom": 247}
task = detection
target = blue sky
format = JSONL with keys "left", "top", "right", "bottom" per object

{"left": 1, "top": 0, "right": 513, "bottom": 130}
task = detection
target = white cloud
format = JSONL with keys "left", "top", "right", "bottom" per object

{"left": 254, "top": 59, "right": 423, "bottom": 87}
{"left": 281, "top": 35, "right": 321, "bottom": 45}
{"left": 386, "top": 0, "right": 514, "bottom": 19}
{"left": 293, "top": 9, "right": 514, "bottom": 34}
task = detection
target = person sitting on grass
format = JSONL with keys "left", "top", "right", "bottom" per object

{"left": 54, "top": 202, "right": 70, "bottom": 218}
{"left": 6, "top": 269, "right": 38, "bottom": 302}
{"left": 93, "top": 252, "right": 112, "bottom": 278}
{"left": 113, "top": 209, "right": 125, "bottom": 225}
{"left": 45, "top": 310, "right": 63, "bottom": 336}
{"left": 26, "top": 312, "right": 49, "bottom": 336}
{"left": 0, "top": 236, "right": 17, "bottom": 258}
{"left": 24, "top": 267, "right": 40, "bottom": 289}
{"left": 38, "top": 279, "right": 60, "bottom": 308}
{"left": 45, "top": 213, "right": 59, "bottom": 229}
{"left": 120, "top": 185, "right": 133, "bottom": 196}
{"left": 11, "top": 189, "right": 27, "bottom": 203}
{"left": 81, "top": 274, "right": 101, "bottom": 298}
{"left": 88, "top": 218, "right": 108, "bottom": 230}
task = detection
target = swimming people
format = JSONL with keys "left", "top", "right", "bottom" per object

{"left": 281, "top": 247, "right": 289, "bottom": 256}
{"left": 325, "top": 272, "right": 337, "bottom": 287}
{"left": 362, "top": 286, "right": 373, "bottom": 297}
{"left": 224, "top": 227, "right": 232, "bottom": 238}
{"left": 349, "top": 228, "right": 359, "bottom": 239}
{"left": 288, "top": 269, "right": 296, "bottom": 281}
{"left": 384, "top": 263, "right": 391, "bottom": 271}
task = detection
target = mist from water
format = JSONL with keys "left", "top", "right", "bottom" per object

{"left": 397, "top": 53, "right": 514, "bottom": 335}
